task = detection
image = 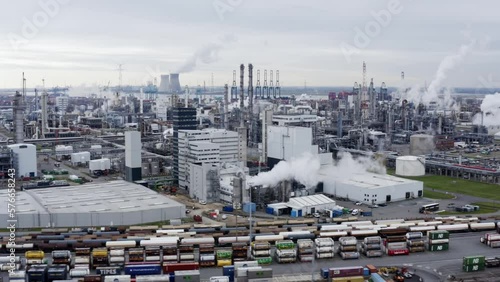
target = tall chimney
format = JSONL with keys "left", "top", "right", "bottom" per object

{"left": 125, "top": 131, "right": 142, "bottom": 182}
{"left": 41, "top": 91, "right": 48, "bottom": 137}
{"left": 169, "top": 73, "right": 182, "bottom": 93}
{"left": 239, "top": 64, "right": 245, "bottom": 109}
{"left": 13, "top": 91, "right": 24, "bottom": 144}
{"left": 224, "top": 84, "right": 229, "bottom": 130}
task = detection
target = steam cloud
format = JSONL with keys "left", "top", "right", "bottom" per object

{"left": 473, "top": 92, "right": 500, "bottom": 126}
{"left": 402, "top": 41, "right": 476, "bottom": 108}
{"left": 176, "top": 34, "right": 237, "bottom": 73}
{"left": 248, "top": 152, "right": 386, "bottom": 188}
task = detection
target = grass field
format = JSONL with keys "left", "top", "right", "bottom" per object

{"left": 440, "top": 202, "right": 500, "bottom": 215}
{"left": 423, "top": 188, "right": 454, "bottom": 200}
{"left": 400, "top": 175, "right": 500, "bottom": 201}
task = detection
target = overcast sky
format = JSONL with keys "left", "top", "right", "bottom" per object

{"left": 1, "top": 0, "right": 499, "bottom": 89}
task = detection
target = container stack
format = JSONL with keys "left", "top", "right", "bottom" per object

{"left": 361, "top": 236, "right": 383, "bottom": 258}
{"left": 247, "top": 268, "right": 273, "bottom": 282}
{"left": 109, "top": 248, "right": 125, "bottom": 267}
{"left": 91, "top": 247, "right": 109, "bottom": 269}
{"left": 385, "top": 235, "right": 409, "bottom": 256}
{"left": 216, "top": 249, "right": 233, "bottom": 267}
{"left": 145, "top": 246, "right": 161, "bottom": 262}
{"left": 199, "top": 244, "right": 216, "bottom": 267}
{"left": 174, "top": 270, "right": 201, "bottom": 282}
{"left": 406, "top": 232, "right": 425, "bottom": 253}
{"left": 481, "top": 233, "right": 500, "bottom": 248}
{"left": 231, "top": 242, "right": 248, "bottom": 262}
{"left": 222, "top": 265, "right": 235, "bottom": 282}
{"left": 338, "top": 236, "right": 360, "bottom": 260}
{"left": 163, "top": 245, "right": 179, "bottom": 264}
{"left": 251, "top": 242, "right": 272, "bottom": 265}
{"left": 128, "top": 248, "right": 145, "bottom": 262}
{"left": 275, "top": 240, "right": 297, "bottom": 263}
{"left": 179, "top": 244, "right": 195, "bottom": 262}
{"left": 74, "top": 248, "right": 91, "bottom": 268}
{"left": 463, "top": 255, "right": 486, "bottom": 272}
{"left": 297, "top": 239, "right": 314, "bottom": 262}
{"left": 427, "top": 230, "right": 450, "bottom": 252}
{"left": 328, "top": 266, "right": 364, "bottom": 282}
{"left": 315, "top": 238, "right": 335, "bottom": 259}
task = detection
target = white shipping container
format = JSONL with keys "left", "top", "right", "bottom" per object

{"left": 437, "top": 224, "right": 469, "bottom": 231}
{"left": 428, "top": 239, "right": 449, "bottom": 244}
{"left": 162, "top": 255, "right": 178, "bottom": 261}
{"left": 386, "top": 242, "right": 407, "bottom": 250}
{"left": 105, "top": 275, "right": 131, "bottom": 282}
{"left": 179, "top": 254, "right": 195, "bottom": 260}
{"left": 136, "top": 275, "right": 170, "bottom": 282}
{"left": 316, "top": 246, "right": 334, "bottom": 252}
{"left": 338, "top": 237, "right": 357, "bottom": 246}
{"left": 109, "top": 257, "right": 125, "bottom": 263}
{"left": 319, "top": 231, "right": 348, "bottom": 238}
{"left": 350, "top": 229, "right": 378, "bottom": 236}
{"left": 316, "top": 252, "right": 334, "bottom": 259}
{"left": 180, "top": 237, "right": 215, "bottom": 245}
{"left": 485, "top": 233, "right": 500, "bottom": 241}
{"left": 110, "top": 249, "right": 125, "bottom": 256}
{"left": 107, "top": 241, "right": 136, "bottom": 248}
{"left": 0, "top": 256, "right": 20, "bottom": 263}
{"left": 321, "top": 225, "right": 352, "bottom": 231}
{"left": 200, "top": 255, "right": 215, "bottom": 261}
{"left": 145, "top": 256, "right": 160, "bottom": 261}
{"left": 488, "top": 241, "right": 500, "bottom": 248}
{"left": 251, "top": 250, "right": 271, "bottom": 256}
{"left": 70, "top": 268, "right": 90, "bottom": 277}
{"left": 234, "top": 261, "right": 259, "bottom": 269}
{"left": 210, "top": 276, "right": 230, "bottom": 282}
{"left": 74, "top": 257, "right": 90, "bottom": 264}
{"left": 314, "top": 238, "right": 334, "bottom": 247}
{"left": 236, "top": 266, "right": 262, "bottom": 278}
{"left": 1, "top": 264, "right": 20, "bottom": 271}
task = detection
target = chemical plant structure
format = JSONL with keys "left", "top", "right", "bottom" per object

{"left": 0, "top": 61, "right": 499, "bottom": 227}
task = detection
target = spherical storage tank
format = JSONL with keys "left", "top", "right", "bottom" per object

{"left": 396, "top": 156, "right": 425, "bottom": 176}
{"left": 410, "top": 134, "right": 435, "bottom": 156}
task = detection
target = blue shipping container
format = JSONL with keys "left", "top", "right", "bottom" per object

{"left": 363, "top": 267, "right": 370, "bottom": 277}
{"left": 124, "top": 264, "right": 162, "bottom": 277}
{"left": 320, "top": 268, "right": 329, "bottom": 279}
{"left": 223, "top": 265, "right": 235, "bottom": 282}
{"left": 361, "top": 211, "right": 373, "bottom": 217}
{"left": 223, "top": 206, "right": 234, "bottom": 212}
{"left": 169, "top": 273, "right": 175, "bottom": 282}
{"left": 266, "top": 207, "right": 274, "bottom": 215}
{"left": 371, "top": 273, "right": 386, "bottom": 282}
{"left": 243, "top": 202, "right": 256, "bottom": 213}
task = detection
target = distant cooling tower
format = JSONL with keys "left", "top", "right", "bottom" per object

{"left": 169, "top": 73, "right": 182, "bottom": 93}
{"left": 159, "top": 75, "right": 170, "bottom": 92}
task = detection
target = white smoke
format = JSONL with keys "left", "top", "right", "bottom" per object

{"left": 248, "top": 153, "right": 321, "bottom": 188}
{"left": 176, "top": 34, "right": 237, "bottom": 73}
{"left": 402, "top": 41, "right": 476, "bottom": 108}
{"left": 473, "top": 93, "right": 500, "bottom": 126}
{"left": 248, "top": 152, "right": 386, "bottom": 188}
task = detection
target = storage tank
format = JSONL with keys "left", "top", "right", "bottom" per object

{"left": 396, "top": 155, "right": 425, "bottom": 176}
{"left": 410, "top": 134, "right": 435, "bottom": 156}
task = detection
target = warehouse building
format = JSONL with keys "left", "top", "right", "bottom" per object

{"left": 266, "top": 194, "right": 337, "bottom": 217}
{"left": 321, "top": 172, "right": 423, "bottom": 205}
{"left": 0, "top": 180, "right": 185, "bottom": 228}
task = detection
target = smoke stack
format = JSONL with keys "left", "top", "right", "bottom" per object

{"left": 159, "top": 75, "right": 170, "bottom": 92}
{"left": 169, "top": 73, "right": 182, "bottom": 93}
{"left": 13, "top": 91, "right": 24, "bottom": 144}
{"left": 239, "top": 64, "right": 245, "bottom": 109}
{"left": 224, "top": 84, "right": 229, "bottom": 130}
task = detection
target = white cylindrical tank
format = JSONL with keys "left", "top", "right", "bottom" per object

{"left": 396, "top": 156, "right": 425, "bottom": 176}
{"left": 410, "top": 134, "right": 434, "bottom": 156}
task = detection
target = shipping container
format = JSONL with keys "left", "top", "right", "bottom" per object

{"left": 340, "top": 252, "right": 360, "bottom": 260}
{"left": 463, "top": 256, "right": 486, "bottom": 266}
{"left": 174, "top": 270, "right": 200, "bottom": 282}
{"left": 103, "top": 275, "right": 131, "bottom": 282}
{"left": 463, "top": 264, "right": 485, "bottom": 272}
{"left": 366, "top": 264, "right": 377, "bottom": 273}
{"left": 331, "top": 276, "right": 364, "bottom": 282}
{"left": 329, "top": 266, "right": 363, "bottom": 278}
{"left": 254, "top": 257, "right": 272, "bottom": 265}
{"left": 387, "top": 248, "right": 409, "bottom": 256}
{"left": 428, "top": 243, "right": 449, "bottom": 252}
{"left": 210, "top": 276, "right": 230, "bottom": 282}
{"left": 96, "top": 266, "right": 122, "bottom": 275}
{"left": 364, "top": 250, "right": 384, "bottom": 257}
{"left": 135, "top": 275, "right": 170, "bottom": 281}
{"left": 162, "top": 262, "right": 199, "bottom": 274}
{"left": 363, "top": 236, "right": 382, "bottom": 244}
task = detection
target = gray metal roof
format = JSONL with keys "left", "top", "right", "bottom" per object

{"left": 4, "top": 180, "right": 184, "bottom": 215}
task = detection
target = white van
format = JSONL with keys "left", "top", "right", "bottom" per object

{"left": 351, "top": 209, "right": 359, "bottom": 216}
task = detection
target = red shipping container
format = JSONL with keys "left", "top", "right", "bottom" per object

{"left": 162, "top": 262, "right": 199, "bottom": 273}
{"left": 329, "top": 266, "right": 364, "bottom": 278}
{"left": 387, "top": 249, "right": 409, "bottom": 256}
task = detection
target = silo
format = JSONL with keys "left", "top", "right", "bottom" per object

{"left": 396, "top": 156, "right": 425, "bottom": 176}
{"left": 169, "top": 73, "right": 182, "bottom": 93}
{"left": 410, "top": 134, "right": 435, "bottom": 156}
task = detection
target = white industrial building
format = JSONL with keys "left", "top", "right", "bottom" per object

{"left": 267, "top": 125, "right": 318, "bottom": 166}
{"left": 321, "top": 172, "right": 423, "bottom": 204}
{"left": 56, "top": 96, "right": 69, "bottom": 112}
{"left": 71, "top": 151, "right": 91, "bottom": 165}
{"left": 8, "top": 144, "right": 37, "bottom": 178}
{"left": 178, "top": 129, "right": 245, "bottom": 190}
{"left": 0, "top": 180, "right": 185, "bottom": 228}
{"left": 267, "top": 194, "right": 337, "bottom": 217}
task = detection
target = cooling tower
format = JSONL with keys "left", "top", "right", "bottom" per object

{"left": 159, "top": 75, "right": 170, "bottom": 92}
{"left": 169, "top": 73, "right": 182, "bottom": 93}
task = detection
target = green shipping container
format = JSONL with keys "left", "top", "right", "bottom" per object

{"left": 428, "top": 231, "right": 450, "bottom": 240}
{"left": 276, "top": 242, "right": 295, "bottom": 250}
{"left": 428, "top": 243, "right": 449, "bottom": 252}
{"left": 463, "top": 256, "right": 486, "bottom": 266}
{"left": 463, "top": 264, "right": 485, "bottom": 272}
{"left": 216, "top": 250, "right": 232, "bottom": 259}
{"left": 256, "top": 257, "right": 273, "bottom": 265}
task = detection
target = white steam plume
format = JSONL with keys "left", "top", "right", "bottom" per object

{"left": 473, "top": 93, "right": 500, "bottom": 126}
{"left": 248, "top": 153, "right": 321, "bottom": 188}
{"left": 402, "top": 41, "right": 475, "bottom": 108}
{"left": 176, "top": 34, "right": 237, "bottom": 73}
{"left": 248, "top": 152, "right": 386, "bottom": 188}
